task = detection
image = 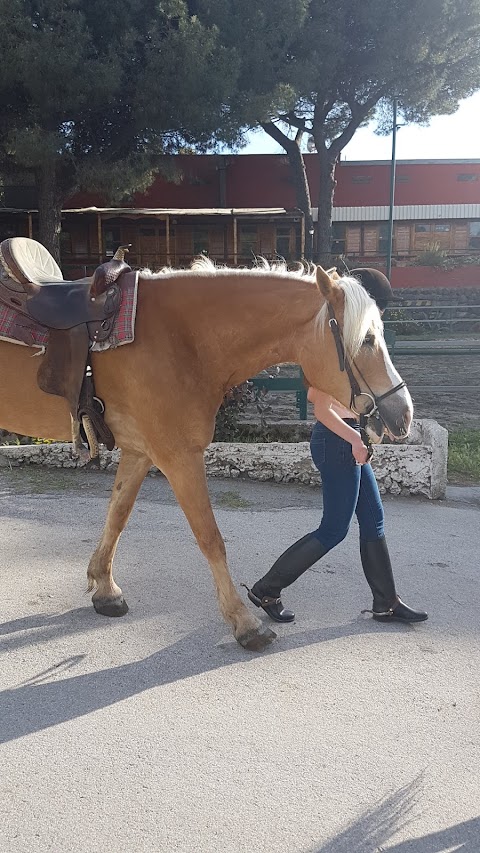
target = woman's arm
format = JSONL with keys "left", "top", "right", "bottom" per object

{"left": 307, "top": 387, "right": 369, "bottom": 464}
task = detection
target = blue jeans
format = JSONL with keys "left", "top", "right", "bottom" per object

{"left": 310, "top": 420, "right": 384, "bottom": 552}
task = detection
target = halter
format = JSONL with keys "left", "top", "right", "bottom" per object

{"left": 327, "top": 303, "right": 406, "bottom": 433}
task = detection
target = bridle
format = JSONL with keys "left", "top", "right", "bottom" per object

{"left": 327, "top": 302, "right": 406, "bottom": 434}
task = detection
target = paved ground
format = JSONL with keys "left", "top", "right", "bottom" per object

{"left": 1, "top": 467, "right": 480, "bottom": 853}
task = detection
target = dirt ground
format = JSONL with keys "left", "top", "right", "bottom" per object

{"left": 242, "top": 353, "right": 480, "bottom": 432}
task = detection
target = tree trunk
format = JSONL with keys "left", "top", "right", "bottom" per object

{"left": 285, "top": 140, "right": 315, "bottom": 260}
{"left": 261, "top": 123, "right": 314, "bottom": 259}
{"left": 35, "top": 161, "right": 64, "bottom": 264}
{"left": 316, "top": 148, "right": 337, "bottom": 268}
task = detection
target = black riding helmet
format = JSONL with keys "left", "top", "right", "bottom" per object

{"left": 350, "top": 268, "right": 402, "bottom": 312}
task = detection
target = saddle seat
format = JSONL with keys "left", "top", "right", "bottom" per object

{"left": 0, "top": 236, "right": 64, "bottom": 289}
{"left": 0, "top": 237, "right": 124, "bottom": 331}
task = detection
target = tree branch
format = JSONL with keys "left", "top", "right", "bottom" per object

{"left": 260, "top": 120, "right": 294, "bottom": 149}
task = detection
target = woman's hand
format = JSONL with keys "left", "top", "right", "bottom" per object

{"left": 351, "top": 436, "right": 370, "bottom": 464}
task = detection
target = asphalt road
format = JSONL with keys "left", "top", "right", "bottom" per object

{"left": 1, "top": 467, "right": 479, "bottom": 853}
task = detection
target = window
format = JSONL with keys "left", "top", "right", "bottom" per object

{"left": 239, "top": 225, "right": 258, "bottom": 258}
{"left": 469, "top": 221, "right": 480, "bottom": 249}
{"left": 346, "top": 226, "right": 361, "bottom": 254}
{"left": 60, "top": 230, "right": 72, "bottom": 255}
{"left": 72, "top": 234, "right": 89, "bottom": 256}
{"left": 414, "top": 223, "right": 431, "bottom": 233}
{"left": 275, "top": 226, "right": 291, "bottom": 258}
{"left": 434, "top": 223, "right": 450, "bottom": 232}
{"left": 396, "top": 175, "right": 410, "bottom": 183}
{"left": 457, "top": 174, "right": 477, "bottom": 182}
{"left": 140, "top": 227, "right": 155, "bottom": 237}
{"left": 104, "top": 226, "right": 121, "bottom": 256}
{"left": 331, "top": 222, "right": 346, "bottom": 255}
{"left": 378, "top": 223, "right": 389, "bottom": 255}
{"left": 351, "top": 175, "right": 372, "bottom": 184}
{"left": 193, "top": 228, "right": 209, "bottom": 256}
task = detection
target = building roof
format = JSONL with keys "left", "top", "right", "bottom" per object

{"left": 320, "top": 204, "right": 480, "bottom": 222}
{"left": 1, "top": 206, "right": 298, "bottom": 217}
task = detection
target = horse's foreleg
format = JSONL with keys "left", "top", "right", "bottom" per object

{"left": 87, "top": 449, "right": 151, "bottom": 616}
{"left": 157, "top": 451, "right": 276, "bottom": 651}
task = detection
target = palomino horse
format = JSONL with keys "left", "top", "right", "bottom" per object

{"left": 0, "top": 260, "right": 412, "bottom": 651}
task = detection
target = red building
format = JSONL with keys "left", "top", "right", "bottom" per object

{"left": 2, "top": 155, "right": 480, "bottom": 285}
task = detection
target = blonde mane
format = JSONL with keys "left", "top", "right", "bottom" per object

{"left": 140, "top": 255, "right": 316, "bottom": 281}
{"left": 140, "top": 258, "right": 382, "bottom": 356}
{"left": 316, "top": 275, "right": 383, "bottom": 358}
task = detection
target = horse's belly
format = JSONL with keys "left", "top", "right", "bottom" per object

{"left": 0, "top": 341, "right": 71, "bottom": 440}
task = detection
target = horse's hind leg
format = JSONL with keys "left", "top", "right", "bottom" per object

{"left": 87, "top": 449, "right": 151, "bottom": 616}
{"left": 156, "top": 450, "right": 276, "bottom": 652}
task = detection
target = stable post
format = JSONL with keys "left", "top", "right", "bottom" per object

{"left": 97, "top": 213, "right": 103, "bottom": 262}
{"left": 233, "top": 215, "right": 238, "bottom": 266}
{"left": 166, "top": 215, "right": 171, "bottom": 266}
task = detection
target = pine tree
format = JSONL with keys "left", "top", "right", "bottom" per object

{"left": 0, "top": 0, "right": 238, "bottom": 259}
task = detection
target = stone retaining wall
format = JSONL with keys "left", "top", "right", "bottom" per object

{"left": 0, "top": 419, "right": 448, "bottom": 499}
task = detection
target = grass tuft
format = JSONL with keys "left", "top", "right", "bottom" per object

{"left": 448, "top": 429, "right": 480, "bottom": 483}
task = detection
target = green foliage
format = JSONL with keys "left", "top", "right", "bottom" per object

{"left": 214, "top": 382, "right": 271, "bottom": 441}
{"left": 204, "top": 0, "right": 480, "bottom": 261}
{"left": 0, "top": 0, "right": 240, "bottom": 250}
{"left": 448, "top": 429, "right": 480, "bottom": 482}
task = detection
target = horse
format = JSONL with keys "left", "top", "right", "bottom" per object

{"left": 0, "top": 259, "right": 413, "bottom": 651}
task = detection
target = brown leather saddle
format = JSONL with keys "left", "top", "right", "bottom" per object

{"left": 0, "top": 237, "right": 133, "bottom": 458}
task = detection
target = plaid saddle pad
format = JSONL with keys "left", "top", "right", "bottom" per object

{"left": 0, "top": 272, "right": 138, "bottom": 352}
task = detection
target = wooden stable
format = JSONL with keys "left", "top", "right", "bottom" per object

{"left": 0, "top": 206, "right": 304, "bottom": 277}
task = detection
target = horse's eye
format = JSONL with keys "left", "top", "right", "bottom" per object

{"left": 363, "top": 333, "right": 375, "bottom": 347}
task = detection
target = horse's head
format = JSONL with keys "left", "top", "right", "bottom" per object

{"left": 302, "top": 266, "right": 413, "bottom": 443}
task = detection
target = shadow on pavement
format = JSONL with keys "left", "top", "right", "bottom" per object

{"left": 0, "top": 607, "right": 115, "bottom": 654}
{"left": 310, "top": 774, "right": 480, "bottom": 851}
{"left": 0, "top": 616, "right": 403, "bottom": 744}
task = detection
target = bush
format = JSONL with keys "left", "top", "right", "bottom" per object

{"left": 214, "top": 382, "right": 270, "bottom": 441}
{"left": 414, "top": 242, "right": 448, "bottom": 268}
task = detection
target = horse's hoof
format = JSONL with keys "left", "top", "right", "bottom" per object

{"left": 237, "top": 626, "right": 277, "bottom": 652}
{"left": 92, "top": 596, "right": 129, "bottom": 617}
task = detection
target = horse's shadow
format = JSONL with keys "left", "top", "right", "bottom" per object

{"left": 310, "top": 774, "right": 480, "bottom": 852}
{"left": 0, "top": 614, "right": 401, "bottom": 744}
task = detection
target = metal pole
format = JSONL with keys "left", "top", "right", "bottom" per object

{"left": 386, "top": 97, "right": 398, "bottom": 281}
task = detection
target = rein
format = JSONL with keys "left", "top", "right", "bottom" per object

{"left": 327, "top": 303, "right": 406, "bottom": 437}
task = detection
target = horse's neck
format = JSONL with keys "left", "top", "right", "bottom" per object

{"left": 198, "top": 274, "right": 321, "bottom": 381}
{"left": 140, "top": 272, "right": 322, "bottom": 384}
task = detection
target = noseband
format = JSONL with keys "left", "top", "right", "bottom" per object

{"left": 327, "top": 303, "right": 406, "bottom": 432}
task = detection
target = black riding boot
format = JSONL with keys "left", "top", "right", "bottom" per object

{"left": 243, "top": 533, "right": 328, "bottom": 623}
{"left": 360, "top": 537, "right": 428, "bottom": 623}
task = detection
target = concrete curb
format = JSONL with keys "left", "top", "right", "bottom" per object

{"left": 0, "top": 419, "right": 448, "bottom": 499}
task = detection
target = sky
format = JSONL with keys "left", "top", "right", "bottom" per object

{"left": 239, "top": 91, "right": 480, "bottom": 161}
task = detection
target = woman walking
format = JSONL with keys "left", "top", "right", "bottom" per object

{"left": 244, "top": 269, "right": 428, "bottom": 625}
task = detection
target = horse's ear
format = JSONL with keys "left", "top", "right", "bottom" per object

{"left": 316, "top": 265, "right": 337, "bottom": 298}
{"left": 329, "top": 269, "right": 342, "bottom": 282}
